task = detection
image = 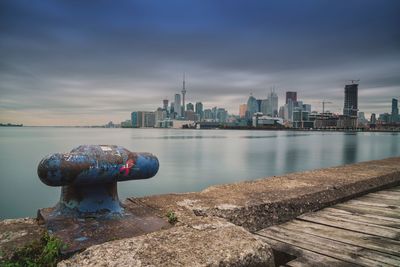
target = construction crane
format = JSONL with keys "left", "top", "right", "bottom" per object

{"left": 322, "top": 100, "right": 332, "bottom": 114}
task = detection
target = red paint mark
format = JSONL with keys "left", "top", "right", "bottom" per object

{"left": 119, "top": 159, "right": 135, "bottom": 176}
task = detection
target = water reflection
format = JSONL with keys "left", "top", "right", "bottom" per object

{"left": 0, "top": 127, "right": 399, "bottom": 219}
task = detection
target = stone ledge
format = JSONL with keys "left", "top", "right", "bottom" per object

{"left": 59, "top": 217, "right": 273, "bottom": 267}
{"left": 134, "top": 157, "right": 400, "bottom": 231}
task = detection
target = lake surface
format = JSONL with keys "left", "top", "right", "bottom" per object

{"left": 0, "top": 127, "right": 399, "bottom": 219}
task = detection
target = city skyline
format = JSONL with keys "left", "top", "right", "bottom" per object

{"left": 1, "top": 0, "right": 400, "bottom": 126}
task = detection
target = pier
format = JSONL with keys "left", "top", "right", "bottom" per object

{"left": 256, "top": 186, "right": 400, "bottom": 266}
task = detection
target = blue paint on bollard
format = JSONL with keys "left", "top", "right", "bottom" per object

{"left": 37, "top": 145, "right": 159, "bottom": 217}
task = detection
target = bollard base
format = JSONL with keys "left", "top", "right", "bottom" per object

{"left": 37, "top": 200, "right": 171, "bottom": 255}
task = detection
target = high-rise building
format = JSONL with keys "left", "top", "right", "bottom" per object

{"left": 343, "top": 83, "right": 358, "bottom": 117}
{"left": 256, "top": 99, "right": 262, "bottom": 113}
{"left": 302, "top": 104, "right": 312, "bottom": 113}
{"left": 370, "top": 113, "right": 376, "bottom": 124}
{"left": 260, "top": 99, "right": 269, "bottom": 115}
{"left": 286, "top": 91, "right": 297, "bottom": 104}
{"left": 131, "top": 112, "right": 141, "bottom": 128}
{"left": 239, "top": 104, "right": 247, "bottom": 118}
{"left": 268, "top": 91, "right": 278, "bottom": 116}
{"left": 246, "top": 94, "right": 258, "bottom": 119}
{"left": 131, "top": 111, "right": 155, "bottom": 127}
{"left": 181, "top": 73, "right": 186, "bottom": 115}
{"left": 217, "top": 108, "right": 228, "bottom": 123}
{"left": 283, "top": 99, "right": 294, "bottom": 121}
{"left": 195, "top": 102, "right": 203, "bottom": 120}
{"left": 163, "top": 99, "right": 169, "bottom": 110}
{"left": 186, "top": 102, "right": 194, "bottom": 111}
{"left": 174, "top": 94, "right": 181, "bottom": 118}
{"left": 392, "top": 98, "right": 399, "bottom": 122}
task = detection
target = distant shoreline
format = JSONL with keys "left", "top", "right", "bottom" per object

{"left": 2, "top": 125, "right": 399, "bottom": 133}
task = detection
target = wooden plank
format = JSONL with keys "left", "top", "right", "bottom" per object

{"left": 357, "top": 195, "right": 400, "bottom": 207}
{"left": 257, "top": 226, "right": 397, "bottom": 266}
{"left": 368, "top": 192, "right": 400, "bottom": 200}
{"left": 256, "top": 236, "right": 355, "bottom": 267}
{"left": 376, "top": 190, "right": 400, "bottom": 196}
{"left": 298, "top": 212, "right": 400, "bottom": 240}
{"left": 280, "top": 220, "right": 400, "bottom": 257}
{"left": 384, "top": 187, "right": 400, "bottom": 193}
{"left": 334, "top": 203, "right": 400, "bottom": 219}
{"left": 324, "top": 207, "right": 400, "bottom": 224}
{"left": 320, "top": 208, "right": 400, "bottom": 229}
{"left": 346, "top": 199, "right": 400, "bottom": 210}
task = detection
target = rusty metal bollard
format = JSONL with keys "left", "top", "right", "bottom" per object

{"left": 37, "top": 145, "right": 159, "bottom": 217}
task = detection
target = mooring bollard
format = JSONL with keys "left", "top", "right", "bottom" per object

{"left": 37, "top": 145, "right": 159, "bottom": 217}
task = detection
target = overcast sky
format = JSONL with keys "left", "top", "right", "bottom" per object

{"left": 1, "top": 0, "right": 399, "bottom": 126}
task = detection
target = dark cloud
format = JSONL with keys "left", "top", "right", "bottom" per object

{"left": 0, "top": 0, "right": 399, "bottom": 125}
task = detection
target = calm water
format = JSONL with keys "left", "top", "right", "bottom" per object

{"left": 0, "top": 127, "right": 399, "bottom": 219}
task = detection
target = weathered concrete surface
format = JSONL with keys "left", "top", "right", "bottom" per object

{"left": 0, "top": 218, "right": 44, "bottom": 261}
{"left": 59, "top": 217, "right": 273, "bottom": 267}
{"left": 133, "top": 157, "right": 400, "bottom": 232}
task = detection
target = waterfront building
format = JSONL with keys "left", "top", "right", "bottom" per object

{"left": 131, "top": 112, "right": 142, "bottom": 128}
{"left": 246, "top": 94, "right": 258, "bottom": 120}
{"left": 260, "top": 99, "right": 269, "bottom": 116}
{"left": 131, "top": 111, "right": 155, "bottom": 127}
{"left": 186, "top": 102, "right": 194, "bottom": 111}
{"left": 195, "top": 102, "right": 203, "bottom": 120}
{"left": 185, "top": 110, "right": 198, "bottom": 121}
{"left": 378, "top": 113, "right": 391, "bottom": 124}
{"left": 343, "top": 83, "right": 358, "bottom": 117}
{"left": 239, "top": 104, "right": 247, "bottom": 118}
{"left": 155, "top": 108, "right": 167, "bottom": 126}
{"left": 121, "top": 120, "right": 132, "bottom": 128}
{"left": 312, "top": 112, "right": 339, "bottom": 128}
{"left": 337, "top": 115, "right": 357, "bottom": 129}
{"left": 286, "top": 91, "right": 297, "bottom": 104}
{"left": 174, "top": 94, "right": 181, "bottom": 118}
{"left": 217, "top": 108, "right": 228, "bottom": 123}
{"left": 252, "top": 113, "right": 283, "bottom": 127}
{"left": 204, "top": 109, "right": 213, "bottom": 120}
{"left": 392, "top": 98, "right": 399, "bottom": 123}
{"left": 268, "top": 91, "right": 278, "bottom": 116}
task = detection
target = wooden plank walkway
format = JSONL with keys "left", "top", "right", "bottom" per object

{"left": 256, "top": 186, "right": 400, "bottom": 267}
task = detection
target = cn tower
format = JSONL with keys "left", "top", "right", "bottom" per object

{"left": 181, "top": 73, "right": 186, "bottom": 115}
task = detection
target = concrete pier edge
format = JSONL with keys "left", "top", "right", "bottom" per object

{"left": 1, "top": 157, "right": 400, "bottom": 266}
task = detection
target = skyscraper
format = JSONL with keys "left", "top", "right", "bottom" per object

{"left": 260, "top": 99, "right": 269, "bottom": 115}
{"left": 286, "top": 91, "right": 297, "bottom": 104}
{"left": 186, "top": 102, "right": 194, "bottom": 111}
{"left": 392, "top": 98, "right": 399, "bottom": 122}
{"left": 163, "top": 99, "right": 169, "bottom": 110}
{"left": 239, "top": 104, "right": 247, "bottom": 118}
{"left": 181, "top": 73, "right": 186, "bottom": 115}
{"left": 246, "top": 94, "right": 258, "bottom": 119}
{"left": 343, "top": 83, "right": 358, "bottom": 117}
{"left": 268, "top": 90, "right": 278, "bottom": 116}
{"left": 195, "top": 102, "right": 203, "bottom": 120}
{"left": 174, "top": 94, "right": 181, "bottom": 118}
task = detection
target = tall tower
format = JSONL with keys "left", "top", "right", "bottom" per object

{"left": 181, "top": 73, "right": 187, "bottom": 116}
{"left": 343, "top": 83, "right": 358, "bottom": 117}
